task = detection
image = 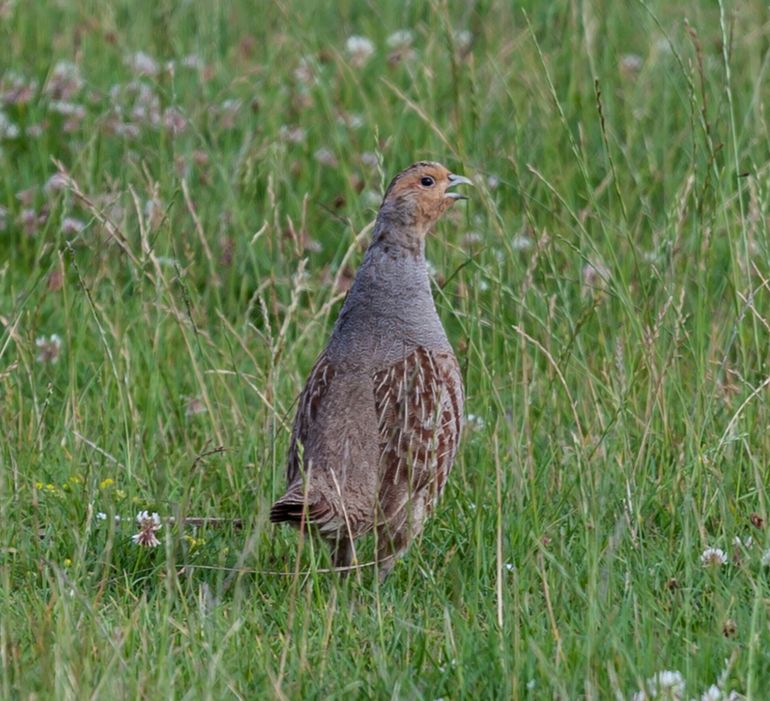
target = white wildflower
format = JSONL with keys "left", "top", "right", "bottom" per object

{"left": 337, "top": 111, "right": 364, "bottom": 129}
{"left": 386, "top": 30, "right": 414, "bottom": 48}
{"left": 61, "top": 217, "right": 85, "bottom": 235}
{"left": 112, "top": 121, "right": 141, "bottom": 139}
{"left": 180, "top": 53, "right": 204, "bottom": 70}
{"left": 632, "top": 670, "right": 685, "bottom": 700}
{"left": 20, "top": 208, "right": 40, "bottom": 235}
{"left": 360, "top": 151, "right": 379, "bottom": 168}
{"left": 35, "top": 334, "right": 62, "bottom": 364}
{"left": 132, "top": 510, "right": 162, "bottom": 548}
{"left": 654, "top": 37, "right": 674, "bottom": 56}
{"left": 582, "top": 259, "right": 611, "bottom": 297}
{"left": 1, "top": 72, "right": 38, "bottom": 105}
{"left": 462, "top": 231, "right": 483, "bottom": 247}
{"left": 45, "top": 61, "right": 83, "bottom": 99}
{"left": 511, "top": 234, "right": 533, "bottom": 251}
{"left": 49, "top": 100, "right": 86, "bottom": 119}
{"left": 293, "top": 57, "right": 316, "bottom": 85}
{"left": 96, "top": 512, "right": 107, "bottom": 521}
{"left": 454, "top": 30, "right": 473, "bottom": 52}
{"left": 761, "top": 549, "right": 770, "bottom": 567}
{"left": 465, "top": 413, "right": 485, "bottom": 430}
{"left": 362, "top": 189, "right": 382, "bottom": 207}
{"left": 162, "top": 106, "right": 187, "bottom": 135}
{"left": 620, "top": 53, "right": 643, "bottom": 74}
{"left": 278, "top": 124, "right": 306, "bottom": 144}
{"left": 700, "top": 547, "right": 727, "bottom": 568}
{"left": 44, "top": 173, "right": 70, "bottom": 195}
{"left": 184, "top": 397, "right": 207, "bottom": 417}
{"left": 0, "top": 110, "right": 20, "bottom": 139}
{"left": 345, "top": 35, "right": 375, "bottom": 68}
{"left": 313, "top": 147, "right": 338, "bottom": 167}
{"left": 125, "top": 51, "right": 160, "bottom": 76}
{"left": 698, "top": 685, "right": 721, "bottom": 701}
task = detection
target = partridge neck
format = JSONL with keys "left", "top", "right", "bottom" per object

{"left": 371, "top": 214, "right": 427, "bottom": 256}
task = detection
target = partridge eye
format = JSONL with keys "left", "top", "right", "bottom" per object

{"left": 420, "top": 176, "right": 435, "bottom": 187}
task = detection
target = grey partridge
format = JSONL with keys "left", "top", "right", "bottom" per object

{"left": 270, "top": 161, "right": 470, "bottom": 580}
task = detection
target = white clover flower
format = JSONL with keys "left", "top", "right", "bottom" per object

{"left": 701, "top": 547, "right": 727, "bottom": 568}
{"left": 180, "top": 53, "right": 204, "bottom": 70}
{"left": 36, "top": 334, "right": 62, "bottom": 364}
{"left": 184, "top": 397, "right": 207, "bottom": 417}
{"left": 465, "top": 413, "right": 485, "bottom": 430}
{"left": 162, "top": 106, "right": 187, "bottom": 135}
{"left": 620, "top": 53, "right": 643, "bottom": 74}
{"left": 61, "top": 217, "right": 85, "bottom": 235}
{"left": 511, "top": 234, "right": 533, "bottom": 251}
{"left": 124, "top": 51, "right": 160, "bottom": 76}
{"left": 47, "top": 60, "right": 84, "bottom": 98}
{"left": 1, "top": 72, "right": 38, "bottom": 105}
{"left": 132, "top": 511, "right": 162, "bottom": 547}
{"left": 632, "top": 670, "right": 685, "bottom": 700}
{"left": 0, "top": 110, "right": 20, "bottom": 139}
{"left": 698, "top": 685, "right": 722, "bottom": 701}
{"left": 462, "top": 231, "right": 483, "bottom": 247}
{"left": 454, "top": 30, "right": 473, "bottom": 51}
{"left": 386, "top": 30, "right": 414, "bottom": 48}
{"left": 345, "top": 35, "right": 375, "bottom": 68}
{"left": 360, "top": 151, "right": 379, "bottom": 168}
{"left": 44, "top": 173, "right": 70, "bottom": 195}
{"left": 49, "top": 101, "right": 86, "bottom": 119}
{"left": 337, "top": 112, "right": 364, "bottom": 129}
{"left": 294, "top": 57, "right": 316, "bottom": 85}
{"left": 313, "top": 147, "right": 338, "bottom": 167}
{"left": 361, "top": 189, "right": 382, "bottom": 207}
{"left": 278, "top": 124, "right": 306, "bottom": 144}
{"left": 96, "top": 512, "right": 107, "bottom": 521}
{"left": 582, "top": 259, "right": 611, "bottom": 296}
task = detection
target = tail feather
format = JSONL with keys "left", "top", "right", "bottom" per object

{"left": 269, "top": 498, "right": 307, "bottom": 524}
{"left": 270, "top": 490, "right": 331, "bottom": 526}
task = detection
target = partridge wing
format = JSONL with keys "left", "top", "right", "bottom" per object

{"left": 372, "top": 347, "right": 464, "bottom": 520}
{"left": 286, "top": 352, "right": 336, "bottom": 485}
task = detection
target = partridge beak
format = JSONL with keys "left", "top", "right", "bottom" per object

{"left": 445, "top": 173, "right": 473, "bottom": 200}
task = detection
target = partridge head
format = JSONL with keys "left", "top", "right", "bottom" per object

{"left": 377, "top": 161, "right": 473, "bottom": 238}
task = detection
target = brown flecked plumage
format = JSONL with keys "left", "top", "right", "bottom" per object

{"left": 270, "top": 161, "right": 470, "bottom": 580}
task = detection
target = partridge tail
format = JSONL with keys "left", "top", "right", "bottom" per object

{"left": 269, "top": 489, "right": 331, "bottom": 526}
{"left": 269, "top": 496, "right": 307, "bottom": 524}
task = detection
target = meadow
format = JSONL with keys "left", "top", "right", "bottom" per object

{"left": 2, "top": 0, "right": 770, "bottom": 698}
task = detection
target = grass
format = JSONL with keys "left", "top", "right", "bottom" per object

{"left": 2, "top": 0, "right": 770, "bottom": 697}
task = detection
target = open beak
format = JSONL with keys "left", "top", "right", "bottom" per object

{"left": 445, "top": 173, "right": 474, "bottom": 200}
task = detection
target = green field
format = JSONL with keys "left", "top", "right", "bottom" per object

{"left": 2, "top": 1, "right": 769, "bottom": 698}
